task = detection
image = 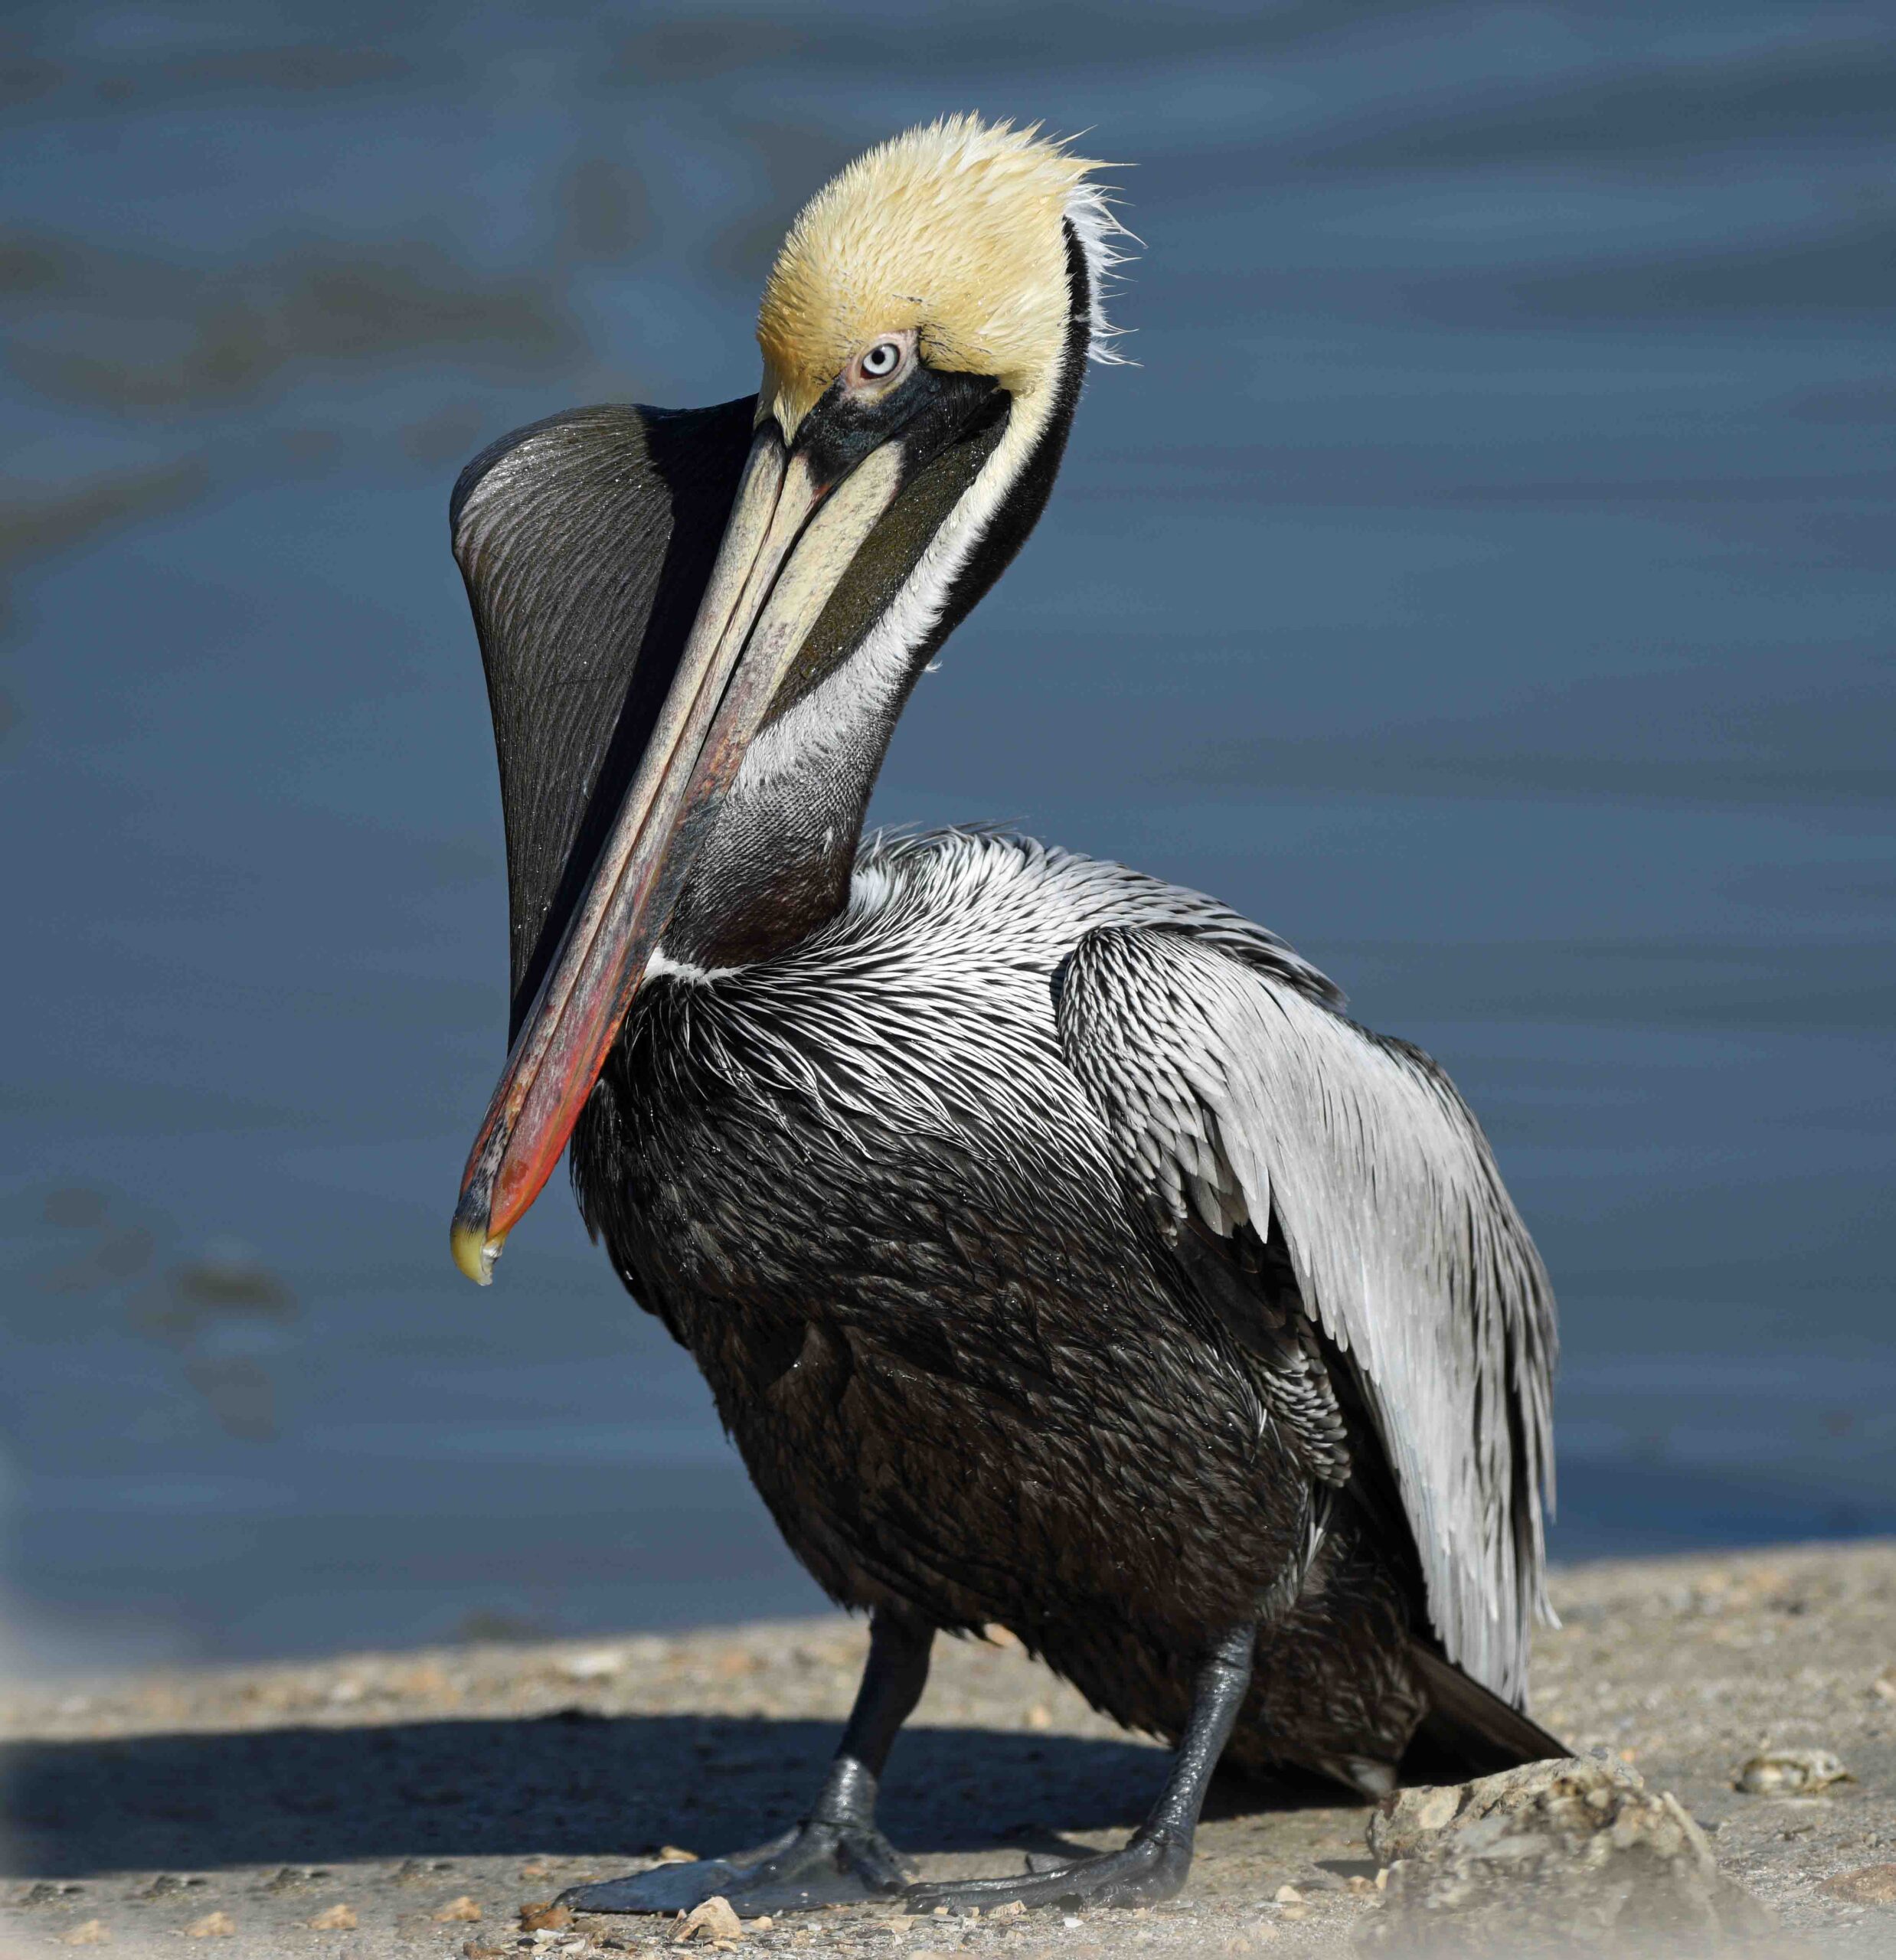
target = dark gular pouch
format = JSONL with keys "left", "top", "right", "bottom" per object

{"left": 449, "top": 397, "right": 758, "bottom": 1037}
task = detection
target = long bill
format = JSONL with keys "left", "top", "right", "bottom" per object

{"left": 450, "top": 426, "right": 905, "bottom": 1284}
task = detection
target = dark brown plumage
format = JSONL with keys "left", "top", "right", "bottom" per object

{"left": 577, "top": 838, "right": 1417, "bottom": 1791}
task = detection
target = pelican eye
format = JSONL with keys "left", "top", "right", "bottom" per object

{"left": 859, "top": 339, "right": 903, "bottom": 379}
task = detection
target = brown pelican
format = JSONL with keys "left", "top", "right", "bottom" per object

{"left": 447, "top": 117, "right": 1560, "bottom": 1916}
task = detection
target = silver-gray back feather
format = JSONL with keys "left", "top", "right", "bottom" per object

{"left": 655, "top": 829, "right": 1554, "bottom": 1697}
{"left": 1055, "top": 925, "right": 1556, "bottom": 1702}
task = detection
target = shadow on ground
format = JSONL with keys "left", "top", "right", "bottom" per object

{"left": 3, "top": 1712, "right": 1332, "bottom": 1880}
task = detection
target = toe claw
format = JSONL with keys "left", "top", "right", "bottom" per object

{"left": 1022, "top": 1851, "right": 1075, "bottom": 1875}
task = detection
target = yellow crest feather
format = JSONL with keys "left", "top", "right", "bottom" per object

{"left": 757, "top": 116, "right": 1123, "bottom": 436}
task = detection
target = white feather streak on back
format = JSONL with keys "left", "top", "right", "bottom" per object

{"left": 655, "top": 828, "right": 1326, "bottom": 1167}
{"left": 1055, "top": 926, "right": 1555, "bottom": 1702}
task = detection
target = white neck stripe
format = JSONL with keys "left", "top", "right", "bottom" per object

{"left": 735, "top": 189, "right": 1113, "bottom": 796}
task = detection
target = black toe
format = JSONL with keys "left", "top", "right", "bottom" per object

{"left": 559, "top": 1821, "right": 913, "bottom": 1916}
{"left": 904, "top": 1833, "right": 1192, "bottom": 1914}
{"left": 558, "top": 1860, "right": 750, "bottom": 1916}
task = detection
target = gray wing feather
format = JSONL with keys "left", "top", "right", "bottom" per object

{"left": 1056, "top": 925, "right": 1556, "bottom": 1702}
{"left": 452, "top": 397, "right": 755, "bottom": 1031}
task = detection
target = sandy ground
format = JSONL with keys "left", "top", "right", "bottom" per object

{"left": 2, "top": 1544, "right": 1892, "bottom": 1958}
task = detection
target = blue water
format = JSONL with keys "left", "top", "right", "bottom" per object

{"left": 2, "top": 2, "right": 1891, "bottom": 1671}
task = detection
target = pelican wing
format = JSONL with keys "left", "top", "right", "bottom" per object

{"left": 1055, "top": 925, "right": 1555, "bottom": 1700}
{"left": 451, "top": 397, "right": 757, "bottom": 1032}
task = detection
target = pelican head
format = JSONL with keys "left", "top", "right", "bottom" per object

{"left": 757, "top": 117, "right": 1118, "bottom": 439}
{"left": 452, "top": 116, "right": 1126, "bottom": 1282}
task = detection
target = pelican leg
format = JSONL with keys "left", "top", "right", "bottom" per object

{"left": 560, "top": 1608, "right": 932, "bottom": 1916}
{"left": 903, "top": 1620, "right": 1257, "bottom": 1914}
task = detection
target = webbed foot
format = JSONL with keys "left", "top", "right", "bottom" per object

{"left": 903, "top": 1828, "right": 1192, "bottom": 1915}
{"left": 559, "top": 1818, "right": 915, "bottom": 1916}
{"left": 564, "top": 1609, "right": 934, "bottom": 1916}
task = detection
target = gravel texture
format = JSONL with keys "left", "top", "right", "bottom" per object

{"left": 1362, "top": 1753, "right": 1780, "bottom": 1955}
{"left": 2, "top": 1543, "right": 1892, "bottom": 1958}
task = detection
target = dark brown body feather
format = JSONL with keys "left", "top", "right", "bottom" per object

{"left": 574, "top": 835, "right": 1449, "bottom": 1791}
